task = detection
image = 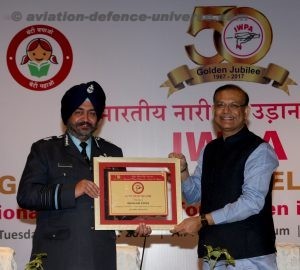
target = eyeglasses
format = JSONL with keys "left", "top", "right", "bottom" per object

{"left": 214, "top": 102, "right": 247, "bottom": 111}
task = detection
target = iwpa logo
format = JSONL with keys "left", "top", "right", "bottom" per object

{"left": 223, "top": 16, "right": 263, "bottom": 55}
{"left": 7, "top": 24, "right": 73, "bottom": 91}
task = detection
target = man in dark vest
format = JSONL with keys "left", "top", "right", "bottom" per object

{"left": 169, "top": 84, "right": 279, "bottom": 269}
{"left": 17, "top": 81, "right": 151, "bottom": 270}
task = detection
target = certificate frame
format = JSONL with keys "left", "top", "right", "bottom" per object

{"left": 93, "top": 157, "right": 182, "bottom": 230}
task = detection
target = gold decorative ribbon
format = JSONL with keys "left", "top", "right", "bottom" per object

{"left": 161, "top": 63, "right": 297, "bottom": 97}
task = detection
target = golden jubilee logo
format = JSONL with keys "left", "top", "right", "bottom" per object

{"left": 161, "top": 6, "right": 297, "bottom": 96}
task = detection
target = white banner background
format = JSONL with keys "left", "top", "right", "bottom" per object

{"left": 1, "top": 0, "right": 299, "bottom": 269}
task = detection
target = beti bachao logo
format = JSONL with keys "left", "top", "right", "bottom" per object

{"left": 7, "top": 24, "right": 73, "bottom": 91}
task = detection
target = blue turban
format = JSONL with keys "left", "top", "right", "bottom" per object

{"left": 61, "top": 81, "right": 106, "bottom": 124}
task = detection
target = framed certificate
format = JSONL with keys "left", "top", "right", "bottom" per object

{"left": 93, "top": 157, "right": 182, "bottom": 230}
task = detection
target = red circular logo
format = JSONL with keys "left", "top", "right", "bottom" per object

{"left": 223, "top": 15, "right": 264, "bottom": 58}
{"left": 7, "top": 25, "right": 73, "bottom": 91}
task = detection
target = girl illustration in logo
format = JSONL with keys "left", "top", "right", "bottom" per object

{"left": 21, "top": 38, "right": 58, "bottom": 78}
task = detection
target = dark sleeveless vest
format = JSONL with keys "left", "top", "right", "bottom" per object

{"left": 198, "top": 126, "right": 276, "bottom": 259}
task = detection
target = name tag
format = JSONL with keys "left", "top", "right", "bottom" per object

{"left": 57, "top": 163, "right": 73, "bottom": 168}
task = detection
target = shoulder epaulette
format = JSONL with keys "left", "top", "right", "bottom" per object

{"left": 42, "top": 135, "right": 64, "bottom": 141}
{"left": 95, "top": 136, "right": 115, "bottom": 144}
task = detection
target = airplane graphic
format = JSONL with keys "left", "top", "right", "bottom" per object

{"left": 227, "top": 32, "right": 261, "bottom": 49}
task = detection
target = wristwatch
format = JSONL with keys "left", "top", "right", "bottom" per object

{"left": 200, "top": 214, "right": 208, "bottom": 227}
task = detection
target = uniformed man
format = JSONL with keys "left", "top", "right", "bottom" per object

{"left": 17, "top": 81, "right": 151, "bottom": 270}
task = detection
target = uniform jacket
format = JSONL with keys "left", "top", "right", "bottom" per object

{"left": 17, "top": 133, "right": 123, "bottom": 270}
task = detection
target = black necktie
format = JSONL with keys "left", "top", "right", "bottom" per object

{"left": 80, "top": 142, "right": 90, "bottom": 165}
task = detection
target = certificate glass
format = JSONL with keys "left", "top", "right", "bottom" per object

{"left": 93, "top": 157, "right": 182, "bottom": 230}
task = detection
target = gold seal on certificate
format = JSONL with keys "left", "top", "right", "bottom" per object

{"left": 93, "top": 157, "right": 182, "bottom": 230}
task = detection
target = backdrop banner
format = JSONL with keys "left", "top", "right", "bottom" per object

{"left": 1, "top": 1, "right": 299, "bottom": 269}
